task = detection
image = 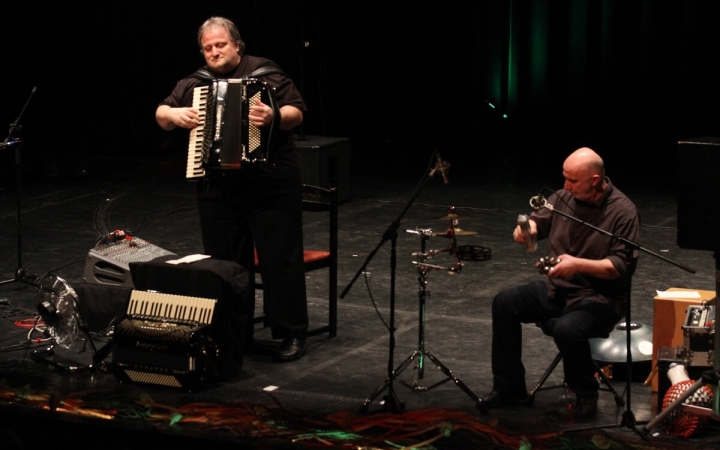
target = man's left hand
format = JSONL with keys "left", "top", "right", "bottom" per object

{"left": 546, "top": 254, "right": 579, "bottom": 280}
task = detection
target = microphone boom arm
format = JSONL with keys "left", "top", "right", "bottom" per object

{"left": 531, "top": 197, "right": 694, "bottom": 274}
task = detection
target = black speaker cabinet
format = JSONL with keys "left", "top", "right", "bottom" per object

{"left": 295, "top": 135, "right": 351, "bottom": 203}
{"left": 677, "top": 137, "right": 720, "bottom": 251}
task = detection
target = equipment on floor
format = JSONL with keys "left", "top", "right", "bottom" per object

{"left": 111, "top": 256, "right": 250, "bottom": 389}
{"left": 82, "top": 235, "right": 175, "bottom": 288}
{"left": 112, "top": 289, "right": 219, "bottom": 390}
{"left": 32, "top": 274, "right": 108, "bottom": 370}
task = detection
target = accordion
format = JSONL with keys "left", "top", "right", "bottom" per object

{"left": 112, "top": 290, "right": 219, "bottom": 390}
{"left": 186, "top": 78, "right": 276, "bottom": 179}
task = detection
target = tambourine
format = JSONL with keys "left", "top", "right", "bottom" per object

{"left": 535, "top": 256, "right": 558, "bottom": 274}
{"left": 456, "top": 245, "right": 492, "bottom": 262}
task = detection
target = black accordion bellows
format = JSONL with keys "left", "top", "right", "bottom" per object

{"left": 186, "top": 78, "right": 278, "bottom": 179}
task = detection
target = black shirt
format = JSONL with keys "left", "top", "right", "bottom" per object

{"left": 530, "top": 178, "right": 641, "bottom": 313}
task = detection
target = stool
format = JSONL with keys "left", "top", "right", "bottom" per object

{"left": 526, "top": 318, "right": 625, "bottom": 407}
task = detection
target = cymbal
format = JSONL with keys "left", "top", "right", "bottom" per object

{"left": 452, "top": 228, "right": 478, "bottom": 236}
{"left": 433, "top": 206, "right": 477, "bottom": 221}
{"left": 432, "top": 228, "right": 478, "bottom": 237}
{"left": 433, "top": 212, "right": 477, "bottom": 221}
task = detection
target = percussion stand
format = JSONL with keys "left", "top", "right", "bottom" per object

{"left": 1, "top": 87, "right": 37, "bottom": 287}
{"left": 390, "top": 232, "right": 481, "bottom": 405}
{"left": 342, "top": 152, "right": 449, "bottom": 414}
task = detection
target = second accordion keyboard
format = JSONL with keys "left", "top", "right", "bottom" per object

{"left": 187, "top": 78, "right": 274, "bottom": 179}
{"left": 112, "top": 290, "right": 219, "bottom": 390}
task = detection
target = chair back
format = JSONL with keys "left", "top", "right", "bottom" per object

{"left": 301, "top": 184, "right": 338, "bottom": 271}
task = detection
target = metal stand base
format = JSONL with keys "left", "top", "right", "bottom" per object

{"left": 362, "top": 349, "right": 480, "bottom": 411}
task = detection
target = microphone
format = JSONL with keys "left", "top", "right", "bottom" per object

{"left": 516, "top": 214, "right": 537, "bottom": 253}
{"left": 530, "top": 195, "right": 546, "bottom": 210}
{"left": 406, "top": 228, "right": 433, "bottom": 237}
{"left": 436, "top": 154, "right": 450, "bottom": 185}
{"left": 429, "top": 153, "right": 450, "bottom": 184}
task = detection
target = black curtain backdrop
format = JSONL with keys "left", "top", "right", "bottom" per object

{"left": 1, "top": 0, "right": 718, "bottom": 188}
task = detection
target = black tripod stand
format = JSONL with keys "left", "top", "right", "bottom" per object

{"left": 340, "top": 151, "right": 450, "bottom": 413}
{"left": 1, "top": 86, "right": 38, "bottom": 286}
{"left": 362, "top": 229, "right": 480, "bottom": 410}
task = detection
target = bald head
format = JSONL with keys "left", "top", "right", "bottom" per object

{"left": 562, "top": 147, "right": 607, "bottom": 202}
{"left": 564, "top": 147, "right": 605, "bottom": 178}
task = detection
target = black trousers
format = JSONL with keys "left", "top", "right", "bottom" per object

{"left": 491, "top": 280, "right": 621, "bottom": 394}
{"left": 196, "top": 176, "right": 308, "bottom": 340}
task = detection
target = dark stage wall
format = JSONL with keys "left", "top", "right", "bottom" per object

{"left": 2, "top": 1, "right": 719, "bottom": 189}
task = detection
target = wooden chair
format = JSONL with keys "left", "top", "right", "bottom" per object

{"left": 253, "top": 184, "right": 338, "bottom": 338}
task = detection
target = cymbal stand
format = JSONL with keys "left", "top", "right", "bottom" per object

{"left": 363, "top": 230, "right": 481, "bottom": 408}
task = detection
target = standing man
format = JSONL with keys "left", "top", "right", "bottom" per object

{"left": 479, "top": 147, "right": 640, "bottom": 418}
{"left": 156, "top": 16, "right": 309, "bottom": 362}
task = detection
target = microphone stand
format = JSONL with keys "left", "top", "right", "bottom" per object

{"left": 531, "top": 195, "right": 695, "bottom": 438}
{"left": 341, "top": 152, "right": 448, "bottom": 413}
{"left": 1, "top": 87, "right": 37, "bottom": 286}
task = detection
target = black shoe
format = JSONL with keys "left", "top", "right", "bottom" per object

{"left": 478, "top": 389, "right": 529, "bottom": 413}
{"left": 560, "top": 389, "right": 598, "bottom": 419}
{"left": 273, "top": 338, "right": 307, "bottom": 362}
{"left": 574, "top": 389, "right": 598, "bottom": 418}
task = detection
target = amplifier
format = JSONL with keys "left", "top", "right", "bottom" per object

{"left": 677, "top": 137, "right": 720, "bottom": 251}
{"left": 295, "top": 135, "right": 351, "bottom": 203}
{"left": 82, "top": 237, "right": 175, "bottom": 288}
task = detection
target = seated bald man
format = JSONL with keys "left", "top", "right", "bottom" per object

{"left": 479, "top": 147, "right": 640, "bottom": 419}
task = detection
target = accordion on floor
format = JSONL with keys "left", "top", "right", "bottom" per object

{"left": 186, "top": 77, "right": 277, "bottom": 179}
{"left": 112, "top": 290, "right": 219, "bottom": 390}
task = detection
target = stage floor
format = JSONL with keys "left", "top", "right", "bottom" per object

{"left": 0, "top": 147, "right": 718, "bottom": 449}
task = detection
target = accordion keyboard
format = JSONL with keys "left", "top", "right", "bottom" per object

{"left": 127, "top": 290, "right": 216, "bottom": 326}
{"left": 186, "top": 85, "right": 209, "bottom": 179}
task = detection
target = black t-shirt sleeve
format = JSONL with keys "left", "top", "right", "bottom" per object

{"left": 159, "top": 77, "right": 205, "bottom": 108}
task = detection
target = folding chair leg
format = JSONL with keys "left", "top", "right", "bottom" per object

{"left": 527, "top": 352, "right": 563, "bottom": 406}
{"left": 594, "top": 362, "right": 625, "bottom": 406}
